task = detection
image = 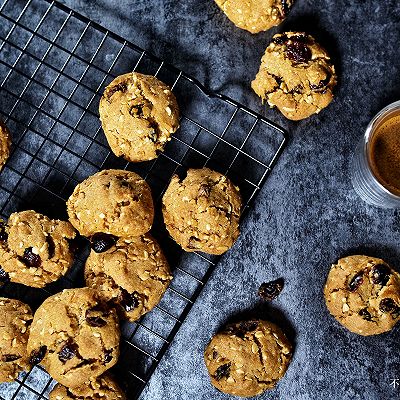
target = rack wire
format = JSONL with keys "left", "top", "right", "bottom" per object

{"left": 0, "top": 0, "right": 287, "bottom": 398}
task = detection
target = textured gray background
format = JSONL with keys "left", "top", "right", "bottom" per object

{"left": 3, "top": 0, "right": 400, "bottom": 399}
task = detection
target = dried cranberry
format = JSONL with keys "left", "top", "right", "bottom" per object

{"left": 286, "top": 40, "right": 312, "bottom": 63}
{"left": 21, "top": 248, "right": 41, "bottom": 268}
{"left": 214, "top": 363, "right": 231, "bottom": 381}
{"left": 120, "top": 290, "right": 140, "bottom": 312}
{"left": 29, "top": 346, "right": 47, "bottom": 365}
{"left": 371, "top": 264, "right": 390, "bottom": 286}
{"left": 348, "top": 271, "right": 364, "bottom": 292}
{"left": 58, "top": 343, "right": 78, "bottom": 363}
{"left": 0, "top": 222, "right": 8, "bottom": 241}
{"left": 3, "top": 354, "right": 21, "bottom": 362}
{"left": 90, "top": 233, "right": 117, "bottom": 253}
{"left": 104, "top": 349, "right": 113, "bottom": 364}
{"left": 258, "top": 278, "right": 284, "bottom": 301}
{"left": 0, "top": 267, "right": 10, "bottom": 283}
{"left": 358, "top": 308, "right": 372, "bottom": 321}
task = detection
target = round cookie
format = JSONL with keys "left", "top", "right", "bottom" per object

{"left": 214, "top": 0, "right": 295, "bottom": 34}
{"left": 27, "top": 288, "right": 120, "bottom": 388}
{"left": 85, "top": 234, "right": 172, "bottom": 322}
{"left": 0, "top": 120, "right": 11, "bottom": 172}
{"left": 99, "top": 72, "right": 180, "bottom": 163}
{"left": 0, "top": 210, "right": 76, "bottom": 288}
{"left": 49, "top": 373, "right": 126, "bottom": 400}
{"left": 162, "top": 168, "right": 242, "bottom": 255}
{"left": 67, "top": 169, "right": 154, "bottom": 238}
{"left": 0, "top": 298, "right": 33, "bottom": 382}
{"left": 252, "top": 32, "right": 337, "bottom": 120}
{"left": 204, "top": 320, "right": 292, "bottom": 397}
{"left": 324, "top": 255, "right": 400, "bottom": 336}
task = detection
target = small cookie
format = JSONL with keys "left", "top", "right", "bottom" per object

{"left": 27, "top": 288, "right": 120, "bottom": 388}
{"left": 324, "top": 255, "right": 400, "bottom": 336}
{"left": 0, "top": 211, "right": 76, "bottom": 288}
{"left": 85, "top": 234, "right": 172, "bottom": 322}
{"left": 99, "top": 72, "right": 180, "bottom": 163}
{"left": 67, "top": 169, "right": 154, "bottom": 238}
{"left": 215, "top": 0, "right": 294, "bottom": 34}
{"left": 0, "top": 298, "right": 33, "bottom": 382}
{"left": 204, "top": 320, "right": 292, "bottom": 397}
{"left": 0, "top": 120, "right": 11, "bottom": 172}
{"left": 49, "top": 373, "right": 126, "bottom": 400}
{"left": 162, "top": 168, "right": 241, "bottom": 255}
{"left": 252, "top": 32, "right": 337, "bottom": 120}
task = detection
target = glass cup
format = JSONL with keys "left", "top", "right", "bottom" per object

{"left": 351, "top": 100, "right": 400, "bottom": 209}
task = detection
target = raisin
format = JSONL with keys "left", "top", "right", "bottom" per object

{"left": 90, "top": 233, "right": 117, "bottom": 253}
{"left": 281, "top": 0, "right": 290, "bottom": 16}
{"left": 258, "top": 278, "right": 284, "bottom": 301}
{"left": 272, "top": 34, "right": 288, "bottom": 45}
{"left": 379, "top": 298, "right": 400, "bottom": 318}
{"left": 29, "top": 346, "right": 47, "bottom": 365}
{"left": 286, "top": 40, "right": 312, "bottom": 63}
{"left": 371, "top": 264, "right": 391, "bottom": 286}
{"left": 21, "top": 248, "right": 41, "bottom": 268}
{"left": 212, "top": 350, "right": 218, "bottom": 359}
{"left": 358, "top": 308, "right": 372, "bottom": 321}
{"left": 119, "top": 289, "right": 140, "bottom": 312}
{"left": 86, "top": 305, "right": 109, "bottom": 327}
{"left": 107, "top": 82, "right": 128, "bottom": 98}
{"left": 58, "top": 343, "right": 78, "bottom": 363}
{"left": 227, "top": 320, "right": 258, "bottom": 339}
{"left": 129, "top": 104, "right": 144, "bottom": 118}
{"left": 0, "top": 222, "right": 8, "bottom": 242}
{"left": 187, "top": 236, "right": 201, "bottom": 249}
{"left": 104, "top": 349, "right": 113, "bottom": 364}
{"left": 3, "top": 354, "right": 21, "bottom": 362}
{"left": 348, "top": 271, "right": 364, "bottom": 292}
{"left": 0, "top": 267, "right": 10, "bottom": 283}
{"left": 198, "top": 184, "right": 212, "bottom": 197}
{"left": 46, "top": 236, "right": 55, "bottom": 259}
{"left": 214, "top": 363, "right": 231, "bottom": 381}
{"left": 310, "top": 73, "right": 332, "bottom": 91}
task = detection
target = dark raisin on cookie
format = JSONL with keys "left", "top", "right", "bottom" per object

{"left": 129, "top": 104, "right": 144, "bottom": 118}
{"left": 2, "top": 354, "right": 21, "bottom": 362}
{"left": 227, "top": 320, "right": 259, "bottom": 339}
{"left": 348, "top": 271, "right": 364, "bottom": 292}
{"left": 272, "top": 34, "right": 288, "bottom": 45}
{"left": 46, "top": 236, "right": 55, "bottom": 259}
{"left": 371, "top": 264, "right": 391, "bottom": 286}
{"left": 104, "top": 349, "right": 113, "bottom": 364}
{"left": 90, "top": 233, "right": 117, "bottom": 253}
{"left": 281, "top": 0, "right": 291, "bottom": 16}
{"left": 119, "top": 289, "right": 140, "bottom": 312}
{"left": 214, "top": 363, "right": 231, "bottom": 381}
{"left": 29, "top": 346, "right": 47, "bottom": 365}
{"left": 286, "top": 39, "right": 312, "bottom": 63}
{"left": 85, "top": 305, "right": 109, "bottom": 327}
{"left": 58, "top": 342, "right": 78, "bottom": 363}
{"left": 0, "top": 267, "right": 10, "bottom": 283}
{"left": 358, "top": 308, "right": 372, "bottom": 321}
{"left": 187, "top": 236, "right": 201, "bottom": 250}
{"left": 198, "top": 184, "right": 212, "bottom": 197}
{"left": 258, "top": 278, "right": 284, "bottom": 301}
{"left": 379, "top": 298, "right": 400, "bottom": 318}
{"left": 107, "top": 82, "right": 128, "bottom": 98}
{"left": 20, "top": 248, "right": 41, "bottom": 268}
{"left": 310, "top": 73, "right": 332, "bottom": 92}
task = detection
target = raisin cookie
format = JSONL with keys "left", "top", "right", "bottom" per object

{"left": 324, "top": 255, "right": 400, "bottom": 336}
{"left": 49, "top": 373, "right": 126, "bottom": 400}
{"left": 252, "top": 32, "right": 337, "bottom": 120}
{"left": 85, "top": 234, "right": 172, "bottom": 322}
{"left": 0, "top": 120, "right": 11, "bottom": 172}
{"left": 27, "top": 288, "right": 120, "bottom": 388}
{"left": 0, "top": 211, "right": 76, "bottom": 288}
{"left": 204, "top": 320, "right": 292, "bottom": 397}
{"left": 0, "top": 298, "right": 33, "bottom": 382}
{"left": 99, "top": 72, "right": 180, "bottom": 163}
{"left": 162, "top": 168, "right": 242, "bottom": 255}
{"left": 214, "top": 0, "right": 294, "bottom": 34}
{"left": 67, "top": 169, "right": 154, "bottom": 238}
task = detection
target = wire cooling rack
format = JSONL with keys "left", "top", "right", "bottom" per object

{"left": 0, "top": 0, "right": 287, "bottom": 398}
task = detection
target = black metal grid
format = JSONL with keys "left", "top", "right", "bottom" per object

{"left": 0, "top": 0, "right": 287, "bottom": 398}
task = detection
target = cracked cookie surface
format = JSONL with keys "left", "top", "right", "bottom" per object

{"left": 49, "top": 373, "right": 126, "bottom": 400}
{"left": 215, "top": 0, "right": 295, "bottom": 34}
{"left": 99, "top": 72, "right": 180, "bottom": 163}
{"left": 0, "top": 120, "right": 11, "bottom": 172}
{"left": 324, "top": 255, "right": 400, "bottom": 336}
{"left": 162, "top": 168, "right": 241, "bottom": 255}
{"left": 0, "top": 211, "right": 76, "bottom": 288}
{"left": 67, "top": 169, "right": 154, "bottom": 238}
{"left": 252, "top": 32, "right": 337, "bottom": 120}
{"left": 85, "top": 234, "right": 172, "bottom": 322}
{"left": 0, "top": 298, "right": 33, "bottom": 382}
{"left": 27, "top": 288, "right": 120, "bottom": 388}
{"left": 204, "top": 319, "right": 292, "bottom": 397}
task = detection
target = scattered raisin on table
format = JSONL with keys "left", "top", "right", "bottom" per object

{"left": 258, "top": 278, "right": 284, "bottom": 301}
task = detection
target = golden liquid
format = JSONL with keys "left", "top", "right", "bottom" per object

{"left": 369, "top": 113, "right": 400, "bottom": 196}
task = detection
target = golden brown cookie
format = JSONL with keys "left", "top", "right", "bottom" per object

{"left": 204, "top": 320, "right": 292, "bottom": 397}
{"left": 324, "top": 255, "right": 400, "bottom": 336}
{"left": 66, "top": 169, "right": 154, "bottom": 238}
{"left": 49, "top": 373, "right": 126, "bottom": 400}
{"left": 85, "top": 234, "right": 172, "bottom": 322}
{"left": 0, "top": 298, "right": 33, "bottom": 382}
{"left": 0, "top": 120, "right": 11, "bottom": 172}
{"left": 0, "top": 211, "right": 76, "bottom": 288}
{"left": 215, "top": 0, "right": 294, "bottom": 34}
{"left": 252, "top": 32, "right": 337, "bottom": 120}
{"left": 99, "top": 72, "right": 180, "bottom": 163}
{"left": 27, "top": 288, "right": 120, "bottom": 388}
{"left": 162, "top": 168, "right": 241, "bottom": 255}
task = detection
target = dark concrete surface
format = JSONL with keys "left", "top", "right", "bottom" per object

{"left": 4, "top": 0, "right": 400, "bottom": 399}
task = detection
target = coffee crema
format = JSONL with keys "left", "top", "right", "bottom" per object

{"left": 369, "top": 113, "right": 400, "bottom": 196}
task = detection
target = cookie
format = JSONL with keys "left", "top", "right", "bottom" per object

{"left": 27, "top": 288, "right": 120, "bottom": 388}
{"left": 67, "top": 169, "right": 154, "bottom": 238}
{"left": 99, "top": 72, "right": 180, "bottom": 163}
{"left": 252, "top": 32, "right": 337, "bottom": 120}
{"left": 85, "top": 234, "right": 172, "bottom": 322}
{"left": 0, "top": 120, "right": 11, "bottom": 172}
{"left": 215, "top": 0, "right": 294, "bottom": 34}
{"left": 0, "top": 298, "right": 33, "bottom": 382}
{"left": 204, "top": 320, "right": 292, "bottom": 397}
{"left": 162, "top": 168, "right": 241, "bottom": 255}
{"left": 49, "top": 373, "right": 126, "bottom": 400}
{"left": 324, "top": 255, "right": 400, "bottom": 336}
{"left": 0, "top": 211, "right": 76, "bottom": 288}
